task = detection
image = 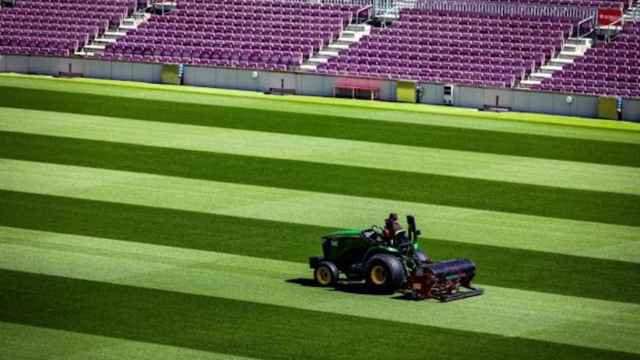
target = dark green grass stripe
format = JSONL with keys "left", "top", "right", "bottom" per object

{"left": 2, "top": 190, "right": 639, "bottom": 304}
{"left": 2, "top": 132, "right": 639, "bottom": 227}
{"left": 1, "top": 270, "right": 637, "bottom": 360}
{"left": 1, "top": 86, "right": 639, "bottom": 167}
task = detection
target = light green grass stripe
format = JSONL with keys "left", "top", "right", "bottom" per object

{"left": 1, "top": 74, "right": 639, "bottom": 142}
{"left": 2, "top": 108, "right": 638, "bottom": 195}
{"left": 0, "top": 322, "right": 260, "bottom": 360}
{"left": 2, "top": 159, "right": 638, "bottom": 262}
{"left": 1, "top": 226, "right": 638, "bottom": 354}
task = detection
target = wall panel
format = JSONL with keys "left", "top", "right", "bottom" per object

{"left": 622, "top": 99, "right": 640, "bottom": 122}
{"left": 5, "top": 56, "right": 30, "bottom": 73}
{"left": 86, "top": 60, "right": 112, "bottom": 79}
{"left": 28, "top": 57, "right": 56, "bottom": 75}
{"left": 455, "top": 86, "right": 484, "bottom": 109}
{"left": 111, "top": 61, "right": 133, "bottom": 81}
{"left": 131, "top": 63, "right": 155, "bottom": 83}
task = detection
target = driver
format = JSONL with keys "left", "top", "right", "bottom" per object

{"left": 384, "top": 213, "right": 403, "bottom": 240}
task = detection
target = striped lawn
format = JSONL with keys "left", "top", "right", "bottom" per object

{"left": 1, "top": 227, "right": 639, "bottom": 355}
{"left": 2, "top": 187, "right": 639, "bottom": 304}
{"left": 2, "top": 74, "right": 640, "bottom": 137}
{"left": 0, "top": 322, "right": 260, "bottom": 360}
{"left": 2, "top": 133, "right": 639, "bottom": 227}
{"left": 1, "top": 76, "right": 639, "bottom": 360}
{"left": 5, "top": 269, "right": 638, "bottom": 360}
{"left": 2, "top": 160, "right": 639, "bottom": 263}
{"left": 2, "top": 87, "right": 640, "bottom": 167}
{"left": 2, "top": 107, "right": 639, "bottom": 195}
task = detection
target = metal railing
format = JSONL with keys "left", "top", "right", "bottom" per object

{"left": 169, "top": 0, "right": 601, "bottom": 24}
{"left": 576, "top": 14, "right": 596, "bottom": 37}
{"left": 603, "top": 16, "right": 625, "bottom": 41}
{"left": 293, "top": 0, "right": 373, "bottom": 4}
{"left": 0, "top": 0, "right": 16, "bottom": 7}
{"left": 415, "top": 0, "right": 596, "bottom": 19}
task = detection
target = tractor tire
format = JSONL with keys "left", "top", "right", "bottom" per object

{"left": 365, "top": 254, "right": 406, "bottom": 294}
{"left": 314, "top": 261, "right": 338, "bottom": 287}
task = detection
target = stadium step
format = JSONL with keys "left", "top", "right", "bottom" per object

{"left": 299, "top": 23, "right": 371, "bottom": 72}
{"left": 93, "top": 38, "right": 117, "bottom": 45}
{"left": 102, "top": 31, "right": 128, "bottom": 39}
{"left": 519, "top": 79, "right": 543, "bottom": 88}
{"left": 538, "top": 65, "right": 564, "bottom": 74}
{"left": 83, "top": 44, "right": 106, "bottom": 51}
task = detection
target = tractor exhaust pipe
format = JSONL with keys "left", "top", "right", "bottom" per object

{"left": 406, "top": 215, "right": 420, "bottom": 242}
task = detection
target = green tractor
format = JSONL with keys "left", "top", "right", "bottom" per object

{"left": 309, "top": 215, "right": 483, "bottom": 302}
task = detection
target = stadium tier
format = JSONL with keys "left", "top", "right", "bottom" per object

{"left": 532, "top": 22, "right": 640, "bottom": 98}
{"left": 0, "top": 0, "right": 136, "bottom": 57}
{"left": 97, "top": 0, "right": 363, "bottom": 70}
{"left": 315, "top": 9, "right": 582, "bottom": 88}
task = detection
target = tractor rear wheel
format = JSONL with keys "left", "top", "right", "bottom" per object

{"left": 365, "top": 254, "right": 406, "bottom": 294}
{"left": 314, "top": 261, "right": 338, "bottom": 286}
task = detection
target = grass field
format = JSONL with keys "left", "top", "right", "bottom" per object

{"left": 1, "top": 74, "right": 639, "bottom": 360}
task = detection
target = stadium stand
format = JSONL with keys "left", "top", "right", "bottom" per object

{"left": 532, "top": 21, "right": 640, "bottom": 98}
{"left": 315, "top": 8, "right": 585, "bottom": 88}
{"left": 0, "top": 0, "right": 637, "bottom": 100}
{"left": 0, "top": 0, "right": 137, "bottom": 57}
{"left": 97, "top": 0, "right": 365, "bottom": 70}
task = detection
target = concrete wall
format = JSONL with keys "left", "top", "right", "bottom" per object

{"left": 183, "top": 65, "right": 397, "bottom": 101}
{"left": 421, "top": 83, "right": 444, "bottom": 105}
{"left": 1, "top": 55, "right": 637, "bottom": 122}
{"left": 0, "top": 56, "right": 162, "bottom": 83}
{"left": 4, "top": 55, "right": 30, "bottom": 73}
{"left": 420, "top": 82, "right": 599, "bottom": 119}
{"left": 622, "top": 99, "right": 640, "bottom": 122}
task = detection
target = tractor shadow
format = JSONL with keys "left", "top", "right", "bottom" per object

{"left": 286, "top": 278, "right": 416, "bottom": 299}
{"left": 287, "top": 278, "right": 371, "bottom": 295}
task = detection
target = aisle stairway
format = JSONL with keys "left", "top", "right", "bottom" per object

{"left": 75, "top": 11, "right": 150, "bottom": 57}
{"left": 519, "top": 37, "right": 593, "bottom": 88}
{"left": 300, "top": 23, "right": 371, "bottom": 71}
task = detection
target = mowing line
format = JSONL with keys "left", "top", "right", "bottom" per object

{"left": 2, "top": 108, "right": 638, "bottom": 195}
{"left": 0, "top": 228, "right": 639, "bottom": 355}
{"left": 1, "top": 159, "right": 638, "bottom": 262}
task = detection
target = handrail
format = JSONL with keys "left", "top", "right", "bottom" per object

{"left": 415, "top": 0, "right": 596, "bottom": 19}
{"left": 576, "top": 14, "right": 596, "bottom": 37}
{"left": 603, "top": 15, "right": 625, "bottom": 42}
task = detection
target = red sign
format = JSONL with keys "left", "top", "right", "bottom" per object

{"left": 598, "top": 8, "right": 623, "bottom": 26}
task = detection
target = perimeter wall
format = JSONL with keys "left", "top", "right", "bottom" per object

{"left": 1, "top": 55, "right": 638, "bottom": 122}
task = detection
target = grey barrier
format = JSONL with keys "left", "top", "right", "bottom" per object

{"left": 1, "top": 55, "right": 638, "bottom": 122}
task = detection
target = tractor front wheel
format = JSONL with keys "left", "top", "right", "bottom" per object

{"left": 314, "top": 261, "right": 338, "bottom": 286}
{"left": 365, "top": 254, "right": 406, "bottom": 294}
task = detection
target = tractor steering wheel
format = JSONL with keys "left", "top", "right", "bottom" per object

{"left": 371, "top": 225, "right": 384, "bottom": 237}
{"left": 370, "top": 225, "right": 388, "bottom": 244}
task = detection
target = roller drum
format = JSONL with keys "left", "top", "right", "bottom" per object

{"left": 424, "top": 258, "right": 476, "bottom": 285}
